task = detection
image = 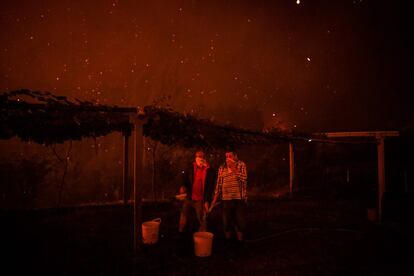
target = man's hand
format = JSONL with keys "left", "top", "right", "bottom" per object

{"left": 226, "top": 158, "right": 236, "bottom": 171}
{"left": 228, "top": 160, "right": 237, "bottom": 172}
{"left": 211, "top": 194, "right": 218, "bottom": 206}
{"left": 179, "top": 186, "right": 187, "bottom": 194}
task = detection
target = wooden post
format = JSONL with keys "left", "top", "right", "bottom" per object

{"left": 377, "top": 137, "right": 385, "bottom": 222}
{"left": 132, "top": 117, "right": 145, "bottom": 253}
{"left": 289, "top": 142, "right": 294, "bottom": 197}
{"left": 346, "top": 169, "right": 350, "bottom": 183}
{"left": 122, "top": 130, "right": 130, "bottom": 205}
{"left": 404, "top": 168, "right": 408, "bottom": 193}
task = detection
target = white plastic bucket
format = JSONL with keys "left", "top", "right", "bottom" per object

{"left": 193, "top": 231, "right": 214, "bottom": 257}
{"left": 142, "top": 218, "right": 161, "bottom": 244}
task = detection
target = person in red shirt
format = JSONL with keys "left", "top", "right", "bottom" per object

{"left": 178, "top": 150, "right": 216, "bottom": 233}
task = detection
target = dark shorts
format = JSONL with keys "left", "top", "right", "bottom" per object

{"left": 222, "top": 200, "right": 246, "bottom": 234}
{"left": 179, "top": 199, "right": 206, "bottom": 231}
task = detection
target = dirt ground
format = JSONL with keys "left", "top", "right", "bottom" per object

{"left": 2, "top": 191, "right": 414, "bottom": 275}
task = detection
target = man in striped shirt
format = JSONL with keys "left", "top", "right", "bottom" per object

{"left": 212, "top": 150, "right": 247, "bottom": 242}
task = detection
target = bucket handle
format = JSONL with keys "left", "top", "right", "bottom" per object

{"left": 152, "top": 218, "right": 161, "bottom": 223}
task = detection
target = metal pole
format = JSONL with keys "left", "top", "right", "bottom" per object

{"left": 133, "top": 119, "right": 144, "bottom": 253}
{"left": 289, "top": 142, "right": 295, "bottom": 197}
{"left": 123, "top": 131, "right": 130, "bottom": 205}
{"left": 377, "top": 137, "right": 385, "bottom": 222}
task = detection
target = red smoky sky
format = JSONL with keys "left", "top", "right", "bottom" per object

{"left": 0, "top": 0, "right": 412, "bottom": 131}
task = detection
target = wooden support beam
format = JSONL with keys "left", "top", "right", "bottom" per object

{"left": 122, "top": 131, "right": 130, "bottom": 205}
{"left": 289, "top": 142, "right": 295, "bottom": 197}
{"left": 377, "top": 137, "right": 385, "bottom": 222}
{"left": 132, "top": 118, "right": 145, "bottom": 254}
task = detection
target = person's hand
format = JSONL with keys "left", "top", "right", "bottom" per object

{"left": 212, "top": 194, "right": 218, "bottom": 204}
{"left": 179, "top": 186, "right": 187, "bottom": 194}
{"left": 227, "top": 159, "right": 237, "bottom": 172}
{"left": 204, "top": 202, "right": 210, "bottom": 213}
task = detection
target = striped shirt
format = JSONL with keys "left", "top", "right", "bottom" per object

{"left": 214, "top": 161, "right": 247, "bottom": 200}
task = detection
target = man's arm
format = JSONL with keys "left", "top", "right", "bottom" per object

{"left": 210, "top": 167, "right": 223, "bottom": 207}
{"left": 235, "top": 161, "right": 247, "bottom": 182}
{"left": 203, "top": 168, "right": 216, "bottom": 204}
{"left": 236, "top": 162, "right": 247, "bottom": 201}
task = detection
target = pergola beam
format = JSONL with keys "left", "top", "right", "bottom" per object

{"left": 131, "top": 116, "right": 145, "bottom": 254}
{"left": 289, "top": 142, "right": 295, "bottom": 197}
{"left": 122, "top": 131, "right": 130, "bottom": 205}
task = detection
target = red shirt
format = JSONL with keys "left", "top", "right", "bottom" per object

{"left": 192, "top": 163, "right": 208, "bottom": 201}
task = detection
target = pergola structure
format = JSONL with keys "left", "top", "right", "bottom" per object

{"left": 2, "top": 90, "right": 312, "bottom": 254}
{"left": 1, "top": 90, "right": 400, "bottom": 255}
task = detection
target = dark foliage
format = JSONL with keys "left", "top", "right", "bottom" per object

{"left": 0, "top": 89, "right": 133, "bottom": 144}
{"left": 142, "top": 105, "right": 311, "bottom": 150}
{"left": 0, "top": 156, "right": 51, "bottom": 209}
{"left": 1, "top": 89, "right": 312, "bottom": 149}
